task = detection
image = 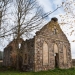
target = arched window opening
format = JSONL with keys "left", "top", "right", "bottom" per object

{"left": 43, "top": 42, "right": 48, "bottom": 65}
{"left": 63, "top": 45, "right": 67, "bottom": 64}
{"left": 54, "top": 44, "right": 58, "bottom": 53}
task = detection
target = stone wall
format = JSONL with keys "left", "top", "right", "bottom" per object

{"left": 3, "top": 38, "right": 23, "bottom": 68}
{"left": 3, "top": 46, "right": 12, "bottom": 67}
{"left": 34, "top": 18, "right": 72, "bottom": 71}
{"left": 3, "top": 18, "right": 72, "bottom": 72}
{"left": 21, "top": 38, "right": 35, "bottom": 71}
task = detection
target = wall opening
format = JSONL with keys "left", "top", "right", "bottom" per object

{"left": 23, "top": 53, "right": 28, "bottom": 65}
{"left": 54, "top": 44, "right": 59, "bottom": 68}
{"left": 63, "top": 45, "right": 67, "bottom": 64}
{"left": 43, "top": 42, "right": 48, "bottom": 65}
{"left": 55, "top": 53, "right": 59, "bottom": 68}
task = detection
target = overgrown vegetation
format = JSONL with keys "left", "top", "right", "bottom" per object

{"left": 0, "top": 68, "right": 75, "bottom": 75}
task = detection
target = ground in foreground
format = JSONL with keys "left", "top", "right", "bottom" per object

{"left": 0, "top": 68, "right": 75, "bottom": 75}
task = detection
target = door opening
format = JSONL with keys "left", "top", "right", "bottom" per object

{"left": 55, "top": 53, "right": 59, "bottom": 68}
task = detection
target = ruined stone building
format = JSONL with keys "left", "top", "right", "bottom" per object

{"left": 3, "top": 18, "right": 72, "bottom": 71}
{"left": 3, "top": 38, "right": 23, "bottom": 67}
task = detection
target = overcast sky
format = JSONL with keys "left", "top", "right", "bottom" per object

{"left": 37, "top": 0, "right": 75, "bottom": 59}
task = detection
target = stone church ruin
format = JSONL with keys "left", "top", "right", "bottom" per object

{"left": 3, "top": 17, "right": 72, "bottom": 71}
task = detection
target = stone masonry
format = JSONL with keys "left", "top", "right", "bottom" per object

{"left": 3, "top": 17, "right": 72, "bottom": 71}
{"left": 21, "top": 17, "right": 72, "bottom": 71}
{"left": 3, "top": 38, "right": 23, "bottom": 68}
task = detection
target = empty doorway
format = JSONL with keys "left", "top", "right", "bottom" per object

{"left": 55, "top": 53, "right": 59, "bottom": 68}
{"left": 54, "top": 44, "right": 59, "bottom": 68}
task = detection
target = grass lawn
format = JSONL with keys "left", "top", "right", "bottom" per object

{"left": 0, "top": 68, "right": 75, "bottom": 75}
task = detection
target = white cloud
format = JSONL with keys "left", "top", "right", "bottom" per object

{"left": 52, "top": 0, "right": 63, "bottom": 6}
{"left": 37, "top": 0, "right": 53, "bottom": 12}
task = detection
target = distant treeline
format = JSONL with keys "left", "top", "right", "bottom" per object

{"left": 0, "top": 51, "right": 3, "bottom": 60}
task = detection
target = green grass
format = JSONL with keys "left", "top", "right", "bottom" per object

{"left": 0, "top": 68, "right": 75, "bottom": 75}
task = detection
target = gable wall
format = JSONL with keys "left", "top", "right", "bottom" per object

{"left": 34, "top": 20, "right": 72, "bottom": 71}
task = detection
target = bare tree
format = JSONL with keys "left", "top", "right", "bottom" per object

{"left": 14, "top": 0, "right": 42, "bottom": 37}
{"left": 0, "top": 0, "right": 12, "bottom": 27}
{"left": 0, "top": 0, "right": 13, "bottom": 54}
{"left": 1, "top": 0, "right": 63, "bottom": 69}
{"left": 0, "top": 0, "right": 63, "bottom": 38}
{"left": 10, "top": 0, "right": 45, "bottom": 69}
{"left": 0, "top": 0, "right": 12, "bottom": 39}
{"left": 60, "top": 0, "right": 75, "bottom": 42}
{"left": 10, "top": 0, "right": 63, "bottom": 69}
